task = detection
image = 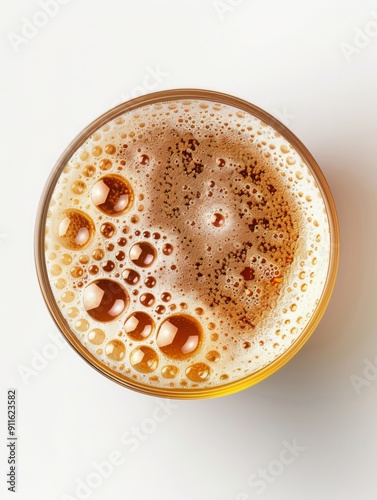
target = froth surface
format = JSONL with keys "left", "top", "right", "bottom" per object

{"left": 44, "top": 98, "right": 330, "bottom": 391}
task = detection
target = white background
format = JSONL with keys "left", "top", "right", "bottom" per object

{"left": 1, "top": 0, "right": 377, "bottom": 499}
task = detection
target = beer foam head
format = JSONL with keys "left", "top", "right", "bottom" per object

{"left": 44, "top": 97, "right": 331, "bottom": 392}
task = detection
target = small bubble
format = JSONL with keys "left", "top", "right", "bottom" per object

{"left": 156, "top": 305, "right": 166, "bottom": 315}
{"left": 157, "top": 314, "right": 202, "bottom": 360}
{"left": 243, "top": 341, "right": 251, "bottom": 349}
{"left": 286, "top": 156, "right": 296, "bottom": 165}
{"left": 145, "top": 276, "right": 156, "bottom": 288}
{"left": 92, "top": 248, "right": 104, "bottom": 261}
{"left": 55, "top": 278, "right": 66, "bottom": 290}
{"left": 100, "top": 222, "right": 116, "bottom": 238}
{"left": 162, "top": 243, "right": 174, "bottom": 256}
{"left": 217, "top": 158, "right": 225, "bottom": 167}
{"left": 83, "top": 165, "right": 96, "bottom": 177}
{"left": 92, "top": 146, "right": 102, "bottom": 157}
{"left": 83, "top": 279, "right": 129, "bottom": 322}
{"left": 122, "top": 269, "right": 140, "bottom": 285}
{"left": 92, "top": 175, "right": 133, "bottom": 216}
{"left": 61, "top": 253, "right": 73, "bottom": 265}
{"left": 139, "top": 154, "right": 150, "bottom": 165}
{"left": 186, "top": 363, "right": 211, "bottom": 382}
{"left": 67, "top": 307, "right": 79, "bottom": 318}
{"left": 161, "top": 365, "right": 179, "bottom": 379}
{"left": 58, "top": 209, "right": 94, "bottom": 250}
{"left": 211, "top": 213, "right": 225, "bottom": 227}
{"left": 75, "top": 319, "right": 90, "bottom": 332}
{"left": 161, "top": 292, "right": 172, "bottom": 302}
{"left": 117, "top": 237, "right": 127, "bottom": 247}
{"left": 88, "top": 328, "right": 105, "bottom": 345}
{"left": 124, "top": 311, "right": 154, "bottom": 340}
{"left": 50, "top": 264, "right": 62, "bottom": 276}
{"left": 70, "top": 266, "right": 84, "bottom": 278}
{"left": 88, "top": 265, "right": 99, "bottom": 275}
{"left": 140, "top": 293, "right": 155, "bottom": 307}
{"left": 71, "top": 180, "right": 86, "bottom": 195}
{"left": 206, "top": 351, "right": 220, "bottom": 363}
{"left": 115, "top": 251, "right": 125, "bottom": 261}
{"left": 130, "top": 242, "right": 157, "bottom": 267}
{"left": 79, "top": 255, "right": 89, "bottom": 265}
{"left": 105, "top": 340, "right": 126, "bottom": 361}
{"left": 105, "top": 144, "right": 116, "bottom": 154}
{"left": 130, "top": 346, "right": 158, "bottom": 373}
{"left": 102, "top": 260, "right": 115, "bottom": 272}
{"left": 61, "top": 291, "right": 75, "bottom": 303}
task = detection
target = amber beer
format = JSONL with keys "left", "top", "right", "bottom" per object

{"left": 35, "top": 90, "right": 339, "bottom": 398}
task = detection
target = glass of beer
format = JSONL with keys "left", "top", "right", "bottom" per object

{"left": 35, "top": 89, "right": 339, "bottom": 399}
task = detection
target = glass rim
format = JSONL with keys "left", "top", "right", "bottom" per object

{"left": 35, "top": 88, "right": 340, "bottom": 399}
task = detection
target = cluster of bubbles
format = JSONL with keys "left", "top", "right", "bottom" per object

{"left": 44, "top": 98, "right": 330, "bottom": 390}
